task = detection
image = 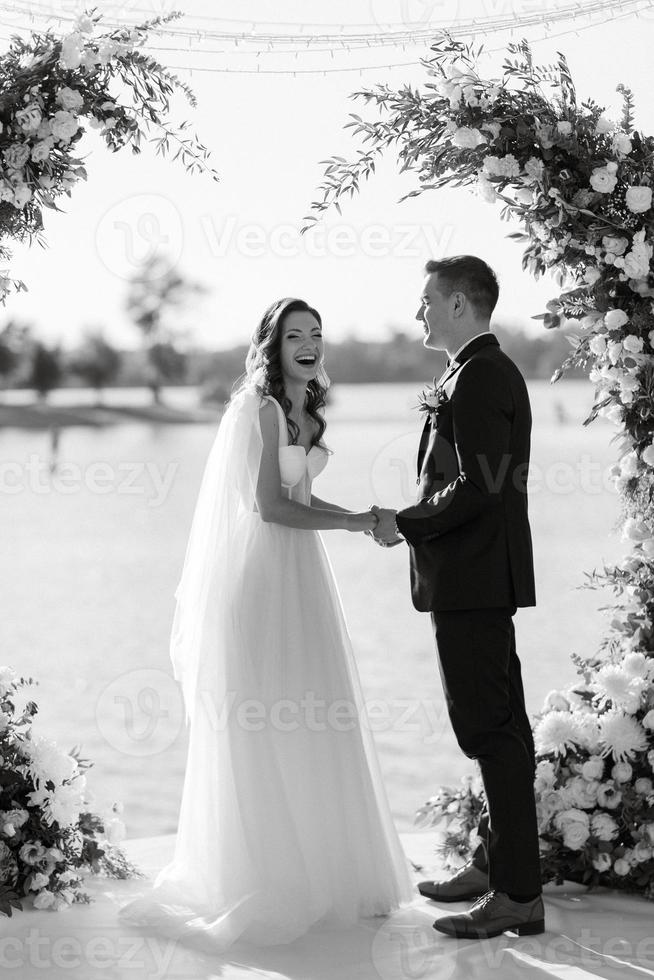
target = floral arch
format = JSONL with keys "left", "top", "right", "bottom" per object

{"left": 0, "top": 8, "right": 218, "bottom": 304}
{"left": 0, "top": 9, "right": 218, "bottom": 915}
{"left": 307, "top": 35, "right": 654, "bottom": 897}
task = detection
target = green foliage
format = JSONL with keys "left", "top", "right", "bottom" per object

{"left": 0, "top": 7, "right": 219, "bottom": 303}
{"left": 310, "top": 31, "right": 654, "bottom": 900}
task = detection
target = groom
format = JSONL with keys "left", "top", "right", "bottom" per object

{"left": 371, "top": 255, "right": 543, "bottom": 939}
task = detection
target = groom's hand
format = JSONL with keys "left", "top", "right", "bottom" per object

{"left": 369, "top": 506, "right": 404, "bottom": 547}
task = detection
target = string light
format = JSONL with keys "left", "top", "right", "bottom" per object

{"left": 0, "top": 0, "right": 647, "bottom": 75}
{"left": 146, "top": 9, "right": 650, "bottom": 75}
{"left": 0, "top": 0, "right": 650, "bottom": 48}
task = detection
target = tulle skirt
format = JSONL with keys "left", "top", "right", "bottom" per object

{"left": 117, "top": 512, "right": 414, "bottom": 949}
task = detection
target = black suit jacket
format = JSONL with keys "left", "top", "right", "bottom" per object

{"left": 395, "top": 333, "right": 536, "bottom": 612}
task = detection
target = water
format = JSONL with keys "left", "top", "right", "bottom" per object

{"left": 0, "top": 381, "right": 622, "bottom": 836}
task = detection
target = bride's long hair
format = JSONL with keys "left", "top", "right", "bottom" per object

{"left": 233, "top": 297, "right": 330, "bottom": 450}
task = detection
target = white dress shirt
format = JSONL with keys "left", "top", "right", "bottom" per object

{"left": 448, "top": 330, "right": 492, "bottom": 366}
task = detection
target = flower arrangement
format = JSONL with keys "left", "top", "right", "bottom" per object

{"left": 415, "top": 774, "right": 486, "bottom": 872}
{"left": 308, "top": 34, "right": 654, "bottom": 896}
{"left": 0, "top": 6, "right": 218, "bottom": 304}
{"left": 417, "top": 382, "right": 449, "bottom": 422}
{"left": 0, "top": 667, "right": 141, "bottom": 916}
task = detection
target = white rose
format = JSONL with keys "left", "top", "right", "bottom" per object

{"left": 462, "top": 85, "right": 479, "bottom": 107}
{"left": 59, "top": 34, "right": 84, "bottom": 70}
{"left": 451, "top": 127, "right": 486, "bottom": 148}
{"left": 563, "top": 823, "right": 590, "bottom": 850}
{"left": 619, "top": 452, "right": 640, "bottom": 478}
{"left": 634, "top": 841, "right": 653, "bottom": 862}
{"left": 557, "top": 120, "right": 573, "bottom": 135}
{"left": 613, "top": 133, "right": 633, "bottom": 156}
{"left": 30, "top": 139, "right": 53, "bottom": 163}
{"left": 589, "top": 335, "right": 607, "bottom": 356}
{"left": 29, "top": 872, "right": 50, "bottom": 891}
{"left": 611, "top": 761, "right": 633, "bottom": 782}
{"left": 581, "top": 756, "right": 604, "bottom": 781}
{"left": 534, "top": 760, "right": 556, "bottom": 792}
{"left": 622, "top": 230, "right": 653, "bottom": 276}
{"left": 613, "top": 858, "right": 631, "bottom": 876}
{"left": 12, "top": 184, "right": 33, "bottom": 209}
{"left": 447, "top": 85, "right": 463, "bottom": 107}
{"left": 604, "top": 309, "right": 629, "bottom": 331}
{"left": 607, "top": 341, "right": 622, "bottom": 364}
{"left": 564, "top": 776, "right": 599, "bottom": 809}
{"left": 555, "top": 808, "right": 590, "bottom": 850}
{"left": 33, "top": 889, "right": 56, "bottom": 909}
{"left": 603, "top": 403, "right": 624, "bottom": 425}
{"left": 590, "top": 167, "right": 618, "bottom": 194}
{"left": 476, "top": 174, "right": 497, "bottom": 204}
{"left": 622, "top": 334, "right": 644, "bottom": 353}
{"left": 591, "top": 811, "right": 619, "bottom": 841}
{"left": 3, "top": 144, "right": 30, "bottom": 171}
{"left": 50, "top": 110, "right": 80, "bottom": 144}
{"left": 621, "top": 652, "right": 650, "bottom": 678}
{"left": 625, "top": 186, "right": 652, "bottom": 214}
{"left": 15, "top": 103, "right": 42, "bottom": 135}
{"left": 513, "top": 186, "right": 534, "bottom": 206}
{"left": 56, "top": 86, "right": 84, "bottom": 111}
{"left": 5, "top": 808, "right": 26, "bottom": 829}
{"left": 623, "top": 517, "right": 651, "bottom": 541}
{"left": 595, "top": 115, "right": 614, "bottom": 133}
{"left": 524, "top": 156, "right": 544, "bottom": 181}
{"left": 543, "top": 690, "right": 570, "bottom": 712}
{"left": 624, "top": 244, "right": 653, "bottom": 280}
{"left": 483, "top": 154, "right": 520, "bottom": 178}
{"left": 592, "top": 852, "right": 612, "bottom": 872}
{"left": 603, "top": 235, "right": 629, "bottom": 256}
{"left": 19, "top": 841, "right": 47, "bottom": 865}
{"left": 81, "top": 48, "right": 101, "bottom": 71}
{"left": 635, "top": 777, "right": 653, "bottom": 794}
{"left": 75, "top": 13, "right": 94, "bottom": 33}
{"left": 482, "top": 121, "right": 502, "bottom": 140}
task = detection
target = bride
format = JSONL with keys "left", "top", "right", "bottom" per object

{"left": 117, "top": 297, "right": 414, "bottom": 949}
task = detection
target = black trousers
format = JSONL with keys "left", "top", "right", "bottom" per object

{"left": 430, "top": 606, "right": 541, "bottom": 895}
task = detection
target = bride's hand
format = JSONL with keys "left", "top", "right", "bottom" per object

{"left": 346, "top": 511, "right": 379, "bottom": 533}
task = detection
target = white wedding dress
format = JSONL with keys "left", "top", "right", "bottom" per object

{"left": 117, "top": 387, "right": 414, "bottom": 949}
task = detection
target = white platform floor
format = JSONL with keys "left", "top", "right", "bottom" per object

{"left": 0, "top": 831, "right": 651, "bottom": 980}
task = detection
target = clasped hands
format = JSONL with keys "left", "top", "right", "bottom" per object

{"left": 366, "top": 505, "right": 404, "bottom": 548}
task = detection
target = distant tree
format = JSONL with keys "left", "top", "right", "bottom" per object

{"left": 69, "top": 330, "right": 122, "bottom": 404}
{"left": 0, "top": 318, "right": 31, "bottom": 389}
{"left": 147, "top": 341, "right": 187, "bottom": 392}
{"left": 125, "top": 253, "right": 206, "bottom": 404}
{"left": 29, "top": 342, "right": 62, "bottom": 401}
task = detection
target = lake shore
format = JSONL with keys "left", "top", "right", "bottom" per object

{"left": 0, "top": 400, "right": 220, "bottom": 428}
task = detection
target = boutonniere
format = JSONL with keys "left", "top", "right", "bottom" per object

{"left": 417, "top": 383, "right": 449, "bottom": 422}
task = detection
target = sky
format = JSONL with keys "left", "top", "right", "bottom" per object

{"left": 1, "top": 0, "right": 654, "bottom": 350}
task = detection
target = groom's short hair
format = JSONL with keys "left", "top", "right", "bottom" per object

{"left": 425, "top": 255, "right": 499, "bottom": 319}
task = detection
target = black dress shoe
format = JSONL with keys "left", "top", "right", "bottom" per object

{"left": 433, "top": 890, "right": 545, "bottom": 939}
{"left": 418, "top": 862, "right": 488, "bottom": 903}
